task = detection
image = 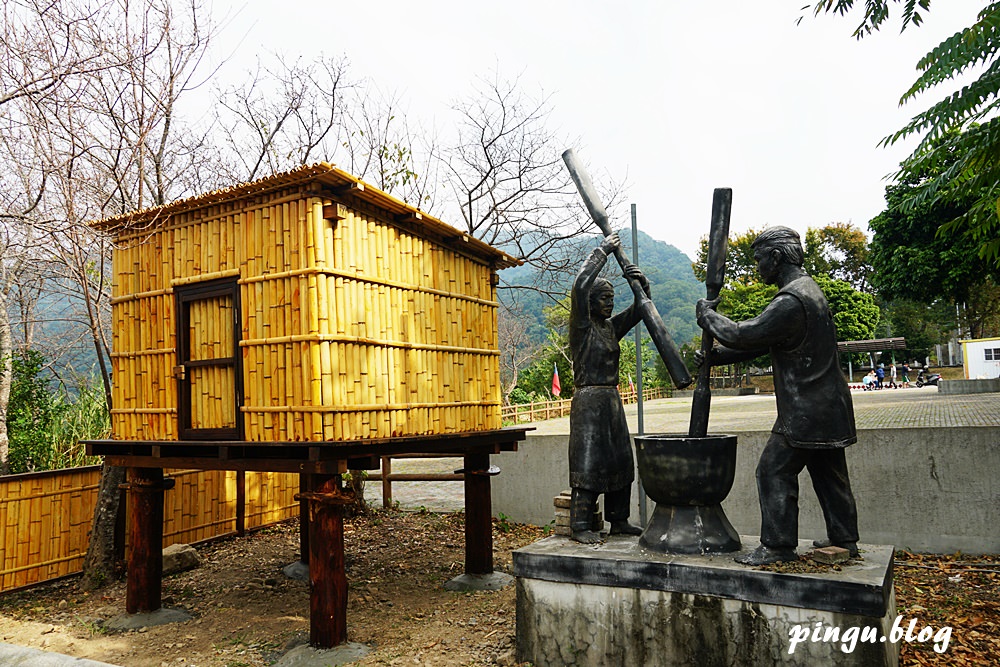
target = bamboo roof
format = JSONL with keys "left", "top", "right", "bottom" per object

{"left": 91, "top": 162, "right": 521, "bottom": 270}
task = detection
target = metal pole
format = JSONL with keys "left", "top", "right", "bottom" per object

{"left": 631, "top": 204, "right": 647, "bottom": 526}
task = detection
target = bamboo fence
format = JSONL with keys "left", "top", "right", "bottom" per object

{"left": 0, "top": 467, "right": 97, "bottom": 592}
{"left": 501, "top": 386, "right": 673, "bottom": 424}
{"left": 105, "top": 164, "right": 515, "bottom": 444}
{"left": 0, "top": 467, "right": 299, "bottom": 594}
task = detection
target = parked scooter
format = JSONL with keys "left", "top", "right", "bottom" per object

{"left": 916, "top": 369, "right": 942, "bottom": 387}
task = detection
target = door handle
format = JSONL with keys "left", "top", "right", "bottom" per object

{"left": 173, "top": 365, "right": 186, "bottom": 380}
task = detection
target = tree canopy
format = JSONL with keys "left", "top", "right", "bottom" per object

{"left": 694, "top": 223, "right": 871, "bottom": 294}
{"left": 879, "top": 298, "right": 954, "bottom": 361}
{"left": 692, "top": 228, "right": 762, "bottom": 289}
{"left": 811, "top": 1, "right": 1000, "bottom": 266}
{"left": 868, "top": 168, "right": 992, "bottom": 304}
{"left": 868, "top": 126, "right": 1000, "bottom": 340}
{"left": 814, "top": 275, "right": 881, "bottom": 342}
{"left": 695, "top": 226, "right": 879, "bottom": 344}
{"left": 804, "top": 223, "right": 871, "bottom": 291}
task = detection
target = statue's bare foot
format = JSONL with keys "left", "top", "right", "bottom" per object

{"left": 571, "top": 529, "right": 603, "bottom": 544}
{"left": 735, "top": 544, "right": 798, "bottom": 566}
{"left": 609, "top": 521, "right": 642, "bottom": 536}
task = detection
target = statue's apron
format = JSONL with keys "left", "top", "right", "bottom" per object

{"left": 568, "top": 319, "right": 634, "bottom": 492}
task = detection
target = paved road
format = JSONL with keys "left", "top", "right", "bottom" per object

{"left": 367, "top": 457, "right": 465, "bottom": 513}
{"left": 530, "top": 385, "right": 1000, "bottom": 435}
{"left": 0, "top": 642, "right": 120, "bottom": 666}
{"left": 378, "top": 386, "right": 1000, "bottom": 512}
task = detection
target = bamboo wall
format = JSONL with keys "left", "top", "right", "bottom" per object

{"left": 162, "top": 469, "right": 240, "bottom": 544}
{"left": 244, "top": 471, "right": 300, "bottom": 530}
{"left": 0, "top": 467, "right": 299, "bottom": 594}
{"left": 110, "top": 195, "right": 243, "bottom": 440}
{"left": 0, "top": 468, "right": 97, "bottom": 591}
{"left": 111, "top": 177, "right": 502, "bottom": 443}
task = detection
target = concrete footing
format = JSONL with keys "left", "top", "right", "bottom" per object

{"left": 104, "top": 607, "right": 193, "bottom": 632}
{"left": 444, "top": 571, "right": 514, "bottom": 591}
{"left": 282, "top": 560, "right": 310, "bottom": 581}
{"left": 513, "top": 535, "right": 898, "bottom": 667}
{"left": 272, "top": 642, "right": 370, "bottom": 667}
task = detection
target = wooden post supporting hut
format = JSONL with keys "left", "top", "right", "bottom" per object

{"left": 84, "top": 163, "right": 529, "bottom": 648}
{"left": 124, "top": 467, "right": 171, "bottom": 614}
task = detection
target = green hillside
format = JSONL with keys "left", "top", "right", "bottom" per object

{"left": 498, "top": 230, "right": 703, "bottom": 349}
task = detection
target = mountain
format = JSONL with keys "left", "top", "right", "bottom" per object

{"left": 499, "top": 230, "right": 703, "bottom": 349}
{"left": 15, "top": 287, "right": 104, "bottom": 388}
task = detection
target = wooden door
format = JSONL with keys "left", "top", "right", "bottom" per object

{"left": 175, "top": 279, "right": 243, "bottom": 440}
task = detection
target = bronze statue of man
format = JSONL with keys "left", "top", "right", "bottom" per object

{"left": 695, "top": 226, "right": 859, "bottom": 565}
{"left": 568, "top": 232, "right": 646, "bottom": 543}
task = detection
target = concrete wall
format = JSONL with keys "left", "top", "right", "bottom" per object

{"left": 939, "top": 378, "right": 1000, "bottom": 395}
{"left": 492, "top": 427, "right": 999, "bottom": 554}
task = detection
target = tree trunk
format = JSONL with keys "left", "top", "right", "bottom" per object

{"left": 0, "top": 307, "right": 13, "bottom": 475}
{"left": 80, "top": 463, "right": 127, "bottom": 590}
{"left": 60, "top": 234, "right": 119, "bottom": 588}
{"left": 345, "top": 470, "right": 367, "bottom": 517}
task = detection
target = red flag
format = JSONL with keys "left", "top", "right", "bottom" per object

{"left": 552, "top": 363, "right": 561, "bottom": 397}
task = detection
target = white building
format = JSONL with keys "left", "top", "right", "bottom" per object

{"left": 960, "top": 337, "right": 1000, "bottom": 379}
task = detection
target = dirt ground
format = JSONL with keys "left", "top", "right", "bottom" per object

{"left": 0, "top": 509, "right": 996, "bottom": 667}
{"left": 0, "top": 510, "right": 543, "bottom": 667}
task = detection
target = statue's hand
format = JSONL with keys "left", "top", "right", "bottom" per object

{"left": 600, "top": 232, "right": 621, "bottom": 255}
{"left": 623, "top": 264, "right": 651, "bottom": 297}
{"left": 694, "top": 347, "right": 716, "bottom": 368}
{"left": 696, "top": 298, "right": 720, "bottom": 326}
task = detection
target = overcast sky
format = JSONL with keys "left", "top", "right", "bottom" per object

{"left": 211, "top": 1, "right": 984, "bottom": 261}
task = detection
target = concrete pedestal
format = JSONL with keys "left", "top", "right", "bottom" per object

{"left": 513, "top": 536, "right": 898, "bottom": 667}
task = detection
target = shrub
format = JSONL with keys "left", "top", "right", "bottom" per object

{"left": 5, "top": 350, "right": 107, "bottom": 473}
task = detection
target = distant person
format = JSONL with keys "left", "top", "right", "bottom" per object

{"left": 696, "top": 226, "right": 859, "bottom": 565}
{"left": 875, "top": 364, "right": 885, "bottom": 389}
{"left": 888, "top": 363, "right": 898, "bottom": 389}
{"left": 901, "top": 362, "right": 911, "bottom": 388}
{"left": 862, "top": 372, "right": 874, "bottom": 391}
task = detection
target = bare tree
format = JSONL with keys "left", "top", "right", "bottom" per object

{"left": 84, "top": 0, "right": 221, "bottom": 212}
{"left": 1, "top": 0, "right": 222, "bottom": 587}
{"left": 0, "top": 0, "right": 86, "bottom": 474}
{"left": 497, "top": 303, "right": 540, "bottom": 404}
{"left": 76, "top": 0, "right": 218, "bottom": 590}
{"left": 215, "top": 54, "right": 354, "bottom": 182}
{"left": 0, "top": 0, "right": 127, "bottom": 110}
{"left": 435, "top": 71, "right": 631, "bottom": 400}
{"left": 214, "top": 54, "right": 440, "bottom": 209}
{"left": 440, "top": 71, "right": 614, "bottom": 294}
{"left": 0, "top": 226, "right": 39, "bottom": 474}
{"left": 341, "top": 86, "right": 440, "bottom": 208}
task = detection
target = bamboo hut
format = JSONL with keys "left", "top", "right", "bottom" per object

{"left": 86, "top": 164, "right": 529, "bottom": 647}
{"left": 95, "top": 162, "right": 519, "bottom": 445}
